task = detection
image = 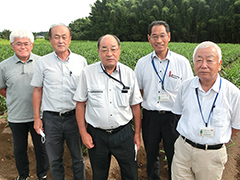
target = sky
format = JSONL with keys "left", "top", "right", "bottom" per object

{"left": 0, "top": 0, "right": 96, "bottom": 32}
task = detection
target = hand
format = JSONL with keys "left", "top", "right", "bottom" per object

{"left": 81, "top": 132, "right": 95, "bottom": 149}
{"left": 34, "top": 117, "right": 43, "bottom": 135}
{"left": 134, "top": 133, "right": 141, "bottom": 151}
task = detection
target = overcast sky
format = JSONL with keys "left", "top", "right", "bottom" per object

{"left": 0, "top": 0, "right": 96, "bottom": 32}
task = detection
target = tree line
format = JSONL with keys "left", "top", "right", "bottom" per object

{"left": 69, "top": 0, "right": 240, "bottom": 43}
{"left": 1, "top": 0, "right": 240, "bottom": 43}
{"left": 0, "top": 30, "right": 47, "bottom": 41}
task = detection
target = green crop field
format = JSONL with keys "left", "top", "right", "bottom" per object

{"left": 0, "top": 39, "right": 240, "bottom": 113}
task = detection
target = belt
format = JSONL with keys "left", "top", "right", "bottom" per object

{"left": 144, "top": 109, "right": 171, "bottom": 114}
{"left": 97, "top": 122, "right": 130, "bottom": 134}
{"left": 45, "top": 109, "right": 75, "bottom": 117}
{"left": 155, "top": 110, "right": 171, "bottom": 114}
{"left": 181, "top": 136, "right": 223, "bottom": 150}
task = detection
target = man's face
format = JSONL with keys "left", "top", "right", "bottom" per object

{"left": 194, "top": 46, "right": 222, "bottom": 83}
{"left": 49, "top": 25, "right": 71, "bottom": 54}
{"left": 11, "top": 37, "right": 33, "bottom": 61}
{"left": 148, "top": 25, "right": 170, "bottom": 56}
{"left": 97, "top": 35, "right": 121, "bottom": 72}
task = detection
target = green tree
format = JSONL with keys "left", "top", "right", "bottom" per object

{"left": 69, "top": 17, "right": 92, "bottom": 40}
{"left": 0, "top": 30, "right": 11, "bottom": 40}
{"left": 68, "top": 0, "right": 240, "bottom": 43}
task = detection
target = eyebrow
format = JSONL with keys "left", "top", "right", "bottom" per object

{"left": 196, "top": 55, "right": 214, "bottom": 58}
{"left": 102, "top": 45, "right": 117, "bottom": 48}
{"left": 54, "top": 34, "right": 67, "bottom": 37}
{"left": 152, "top": 33, "right": 166, "bottom": 35}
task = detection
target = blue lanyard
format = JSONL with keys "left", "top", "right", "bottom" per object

{"left": 151, "top": 54, "right": 170, "bottom": 90}
{"left": 195, "top": 78, "right": 222, "bottom": 127}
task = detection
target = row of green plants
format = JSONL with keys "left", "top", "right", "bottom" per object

{"left": 0, "top": 39, "right": 240, "bottom": 114}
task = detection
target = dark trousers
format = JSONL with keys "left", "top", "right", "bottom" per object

{"left": 142, "top": 109, "right": 179, "bottom": 180}
{"left": 43, "top": 111, "right": 85, "bottom": 180}
{"left": 87, "top": 122, "right": 138, "bottom": 180}
{"left": 9, "top": 121, "right": 49, "bottom": 178}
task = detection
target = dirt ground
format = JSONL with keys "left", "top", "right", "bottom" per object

{"left": 0, "top": 116, "right": 240, "bottom": 180}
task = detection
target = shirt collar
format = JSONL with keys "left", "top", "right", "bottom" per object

{"left": 14, "top": 53, "right": 33, "bottom": 64}
{"left": 99, "top": 62, "right": 120, "bottom": 73}
{"left": 192, "top": 74, "right": 221, "bottom": 93}
{"left": 152, "top": 48, "right": 172, "bottom": 62}
{"left": 54, "top": 49, "right": 71, "bottom": 62}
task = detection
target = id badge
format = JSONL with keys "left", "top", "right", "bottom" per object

{"left": 199, "top": 128, "right": 214, "bottom": 137}
{"left": 158, "top": 92, "right": 170, "bottom": 102}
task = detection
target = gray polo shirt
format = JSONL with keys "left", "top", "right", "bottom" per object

{"left": 30, "top": 50, "right": 87, "bottom": 113}
{"left": 0, "top": 53, "right": 40, "bottom": 123}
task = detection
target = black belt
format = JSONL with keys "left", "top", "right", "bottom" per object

{"left": 182, "top": 136, "right": 223, "bottom": 150}
{"left": 96, "top": 121, "right": 130, "bottom": 134}
{"left": 45, "top": 109, "right": 75, "bottom": 117}
{"left": 145, "top": 109, "right": 171, "bottom": 114}
{"left": 155, "top": 110, "right": 171, "bottom": 114}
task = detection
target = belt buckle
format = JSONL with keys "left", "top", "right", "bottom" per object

{"left": 158, "top": 111, "right": 165, "bottom": 114}
{"left": 105, "top": 130, "right": 113, "bottom": 134}
{"left": 59, "top": 112, "right": 63, "bottom": 117}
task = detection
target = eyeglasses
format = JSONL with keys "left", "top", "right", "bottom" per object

{"left": 13, "top": 42, "right": 32, "bottom": 47}
{"left": 150, "top": 34, "right": 168, "bottom": 41}
{"left": 99, "top": 48, "right": 119, "bottom": 54}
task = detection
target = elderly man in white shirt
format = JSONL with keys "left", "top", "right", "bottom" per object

{"left": 171, "top": 41, "right": 240, "bottom": 180}
{"left": 31, "top": 24, "right": 87, "bottom": 180}
{"left": 74, "top": 34, "right": 142, "bottom": 180}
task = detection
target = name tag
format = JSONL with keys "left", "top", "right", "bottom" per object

{"left": 199, "top": 128, "right": 214, "bottom": 137}
{"left": 158, "top": 93, "right": 170, "bottom": 102}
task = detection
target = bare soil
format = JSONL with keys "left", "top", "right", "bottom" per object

{"left": 0, "top": 117, "right": 239, "bottom": 180}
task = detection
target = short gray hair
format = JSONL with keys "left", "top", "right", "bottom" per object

{"left": 193, "top": 41, "right": 222, "bottom": 62}
{"left": 9, "top": 28, "right": 34, "bottom": 43}
{"left": 48, "top": 23, "right": 71, "bottom": 38}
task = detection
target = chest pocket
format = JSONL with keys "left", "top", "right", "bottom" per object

{"left": 115, "top": 83, "right": 130, "bottom": 107}
{"left": 88, "top": 85, "right": 105, "bottom": 107}
{"left": 211, "top": 109, "right": 229, "bottom": 127}
{"left": 165, "top": 75, "right": 182, "bottom": 92}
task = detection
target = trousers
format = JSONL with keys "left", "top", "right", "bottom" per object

{"left": 172, "top": 136, "right": 227, "bottom": 180}
{"left": 43, "top": 111, "right": 85, "bottom": 180}
{"left": 87, "top": 122, "right": 138, "bottom": 180}
{"left": 9, "top": 121, "right": 49, "bottom": 178}
{"left": 142, "top": 109, "right": 179, "bottom": 180}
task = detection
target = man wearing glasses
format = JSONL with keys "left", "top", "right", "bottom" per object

{"left": 134, "top": 20, "right": 193, "bottom": 180}
{"left": 74, "top": 34, "right": 142, "bottom": 180}
{"left": 0, "top": 28, "right": 48, "bottom": 180}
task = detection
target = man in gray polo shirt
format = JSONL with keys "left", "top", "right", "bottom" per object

{"left": 0, "top": 29, "right": 49, "bottom": 180}
{"left": 31, "top": 24, "right": 87, "bottom": 180}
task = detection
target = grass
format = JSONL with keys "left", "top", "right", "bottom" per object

{"left": 0, "top": 39, "right": 240, "bottom": 113}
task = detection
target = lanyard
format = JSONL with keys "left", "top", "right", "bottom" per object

{"left": 100, "top": 63, "right": 130, "bottom": 93}
{"left": 195, "top": 78, "right": 222, "bottom": 127}
{"left": 151, "top": 54, "right": 170, "bottom": 90}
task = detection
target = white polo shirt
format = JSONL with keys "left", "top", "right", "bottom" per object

{"left": 172, "top": 75, "right": 240, "bottom": 145}
{"left": 134, "top": 50, "right": 193, "bottom": 111}
{"left": 73, "top": 61, "right": 143, "bottom": 130}
{"left": 31, "top": 50, "right": 87, "bottom": 112}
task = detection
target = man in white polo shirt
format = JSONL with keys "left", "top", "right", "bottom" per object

{"left": 171, "top": 41, "right": 240, "bottom": 180}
